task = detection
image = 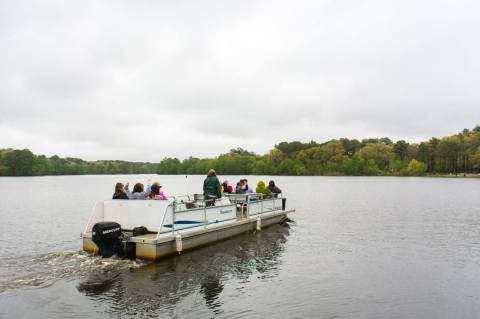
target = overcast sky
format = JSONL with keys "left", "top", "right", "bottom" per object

{"left": 0, "top": 0, "right": 479, "bottom": 161}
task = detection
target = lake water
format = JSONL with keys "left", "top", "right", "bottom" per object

{"left": 0, "top": 175, "right": 479, "bottom": 318}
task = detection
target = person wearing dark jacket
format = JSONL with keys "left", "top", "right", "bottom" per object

{"left": 235, "top": 182, "right": 245, "bottom": 194}
{"left": 112, "top": 182, "right": 129, "bottom": 199}
{"left": 268, "top": 180, "right": 282, "bottom": 198}
{"left": 203, "top": 169, "right": 221, "bottom": 206}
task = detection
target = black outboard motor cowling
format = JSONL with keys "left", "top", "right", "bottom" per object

{"left": 92, "top": 222, "right": 122, "bottom": 258}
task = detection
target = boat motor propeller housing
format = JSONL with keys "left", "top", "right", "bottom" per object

{"left": 92, "top": 222, "right": 122, "bottom": 258}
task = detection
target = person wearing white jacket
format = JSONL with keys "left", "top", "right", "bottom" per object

{"left": 125, "top": 181, "right": 151, "bottom": 199}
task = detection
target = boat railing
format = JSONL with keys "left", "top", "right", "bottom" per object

{"left": 225, "top": 192, "right": 284, "bottom": 218}
{"left": 170, "top": 194, "right": 192, "bottom": 202}
{"left": 157, "top": 192, "right": 283, "bottom": 236}
{"left": 156, "top": 197, "right": 239, "bottom": 237}
{"left": 247, "top": 193, "right": 283, "bottom": 217}
{"left": 156, "top": 201, "right": 175, "bottom": 240}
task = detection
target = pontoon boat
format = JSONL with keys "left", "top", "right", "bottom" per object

{"left": 82, "top": 193, "right": 294, "bottom": 260}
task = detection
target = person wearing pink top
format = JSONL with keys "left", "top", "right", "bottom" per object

{"left": 147, "top": 182, "right": 168, "bottom": 200}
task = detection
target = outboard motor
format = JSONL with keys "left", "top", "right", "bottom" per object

{"left": 92, "top": 222, "right": 122, "bottom": 258}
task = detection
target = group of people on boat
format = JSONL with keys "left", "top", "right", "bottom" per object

{"left": 112, "top": 180, "right": 168, "bottom": 200}
{"left": 112, "top": 169, "right": 282, "bottom": 203}
{"left": 204, "top": 169, "right": 282, "bottom": 203}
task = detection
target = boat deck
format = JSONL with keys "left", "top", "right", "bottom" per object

{"left": 82, "top": 193, "right": 294, "bottom": 260}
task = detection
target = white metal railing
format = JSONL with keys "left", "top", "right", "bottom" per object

{"left": 154, "top": 197, "right": 237, "bottom": 236}
{"left": 225, "top": 192, "right": 284, "bottom": 218}
{"left": 154, "top": 192, "right": 284, "bottom": 236}
{"left": 156, "top": 201, "right": 175, "bottom": 240}
{"left": 170, "top": 194, "right": 192, "bottom": 201}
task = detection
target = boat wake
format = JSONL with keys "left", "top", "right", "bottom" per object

{"left": 0, "top": 251, "right": 149, "bottom": 294}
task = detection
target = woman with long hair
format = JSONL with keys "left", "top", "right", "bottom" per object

{"left": 112, "top": 182, "right": 129, "bottom": 199}
{"left": 125, "top": 181, "right": 151, "bottom": 199}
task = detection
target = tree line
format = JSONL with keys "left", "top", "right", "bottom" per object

{"left": 1, "top": 126, "right": 480, "bottom": 176}
{"left": 157, "top": 126, "right": 480, "bottom": 176}
{"left": 0, "top": 150, "right": 157, "bottom": 176}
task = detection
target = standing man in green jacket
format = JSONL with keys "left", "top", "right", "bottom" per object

{"left": 203, "top": 169, "right": 221, "bottom": 206}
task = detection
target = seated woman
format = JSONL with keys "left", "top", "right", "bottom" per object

{"left": 242, "top": 179, "right": 254, "bottom": 194}
{"left": 255, "top": 180, "right": 271, "bottom": 198}
{"left": 112, "top": 182, "right": 129, "bottom": 199}
{"left": 147, "top": 182, "right": 168, "bottom": 200}
{"left": 125, "top": 182, "right": 151, "bottom": 200}
{"left": 222, "top": 180, "right": 233, "bottom": 194}
{"left": 235, "top": 181, "right": 245, "bottom": 194}
{"left": 267, "top": 180, "right": 282, "bottom": 198}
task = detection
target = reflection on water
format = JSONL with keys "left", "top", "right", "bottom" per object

{"left": 201, "top": 275, "right": 224, "bottom": 312}
{"left": 76, "top": 223, "right": 290, "bottom": 317}
{"left": 76, "top": 267, "right": 122, "bottom": 295}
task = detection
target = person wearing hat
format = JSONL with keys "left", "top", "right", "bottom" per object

{"left": 203, "top": 169, "right": 221, "bottom": 206}
{"left": 148, "top": 182, "right": 168, "bottom": 200}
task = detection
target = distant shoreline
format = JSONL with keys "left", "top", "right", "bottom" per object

{"left": 2, "top": 125, "right": 480, "bottom": 177}
{"left": 1, "top": 173, "right": 479, "bottom": 178}
{"left": 427, "top": 173, "right": 480, "bottom": 178}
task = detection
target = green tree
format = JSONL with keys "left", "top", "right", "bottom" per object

{"left": 321, "top": 140, "right": 345, "bottom": 163}
{"left": 417, "top": 142, "right": 435, "bottom": 172}
{"left": 157, "top": 158, "right": 181, "bottom": 174}
{"left": 268, "top": 148, "right": 286, "bottom": 165}
{"left": 275, "top": 141, "right": 307, "bottom": 155}
{"left": 340, "top": 138, "right": 361, "bottom": 156}
{"left": 4, "top": 149, "right": 35, "bottom": 176}
{"left": 295, "top": 147, "right": 324, "bottom": 175}
{"left": 277, "top": 158, "right": 306, "bottom": 175}
{"left": 394, "top": 140, "right": 409, "bottom": 160}
{"left": 436, "top": 136, "right": 460, "bottom": 174}
{"left": 406, "top": 159, "right": 427, "bottom": 176}
{"left": 364, "top": 159, "right": 380, "bottom": 176}
{"left": 471, "top": 147, "right": 480, "bottom": 172}
{"left": 359, "top": 144, "right": 393, "bottom": 171}
{"left": 390, "top": 158, "right": 408, "bottom": 175}
{"left": 341, "top": 153, "right": 364, "bottom": 175}
{"left": 32, "top": 155, "right": 54, "bottom": 175}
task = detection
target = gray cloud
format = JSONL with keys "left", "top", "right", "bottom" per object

{"left": 1, "top": 0, "right": 479, "bottom": 161}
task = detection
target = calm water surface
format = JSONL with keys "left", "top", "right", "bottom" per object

{"left": 0, "top": 175, "right": 480, "bottom": 318}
